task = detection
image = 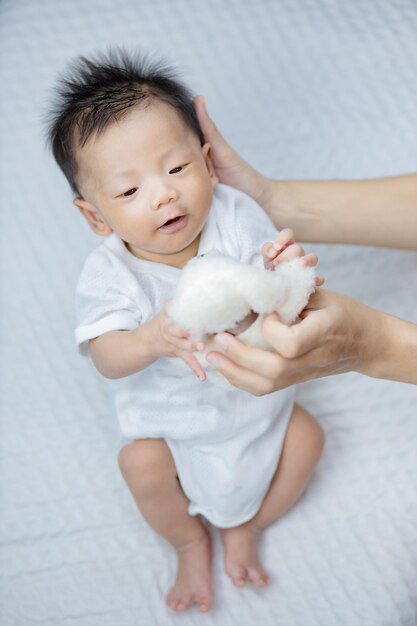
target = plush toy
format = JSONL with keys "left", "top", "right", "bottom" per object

{"left": 169, "top": 253, "right": 316, "bottom": 379}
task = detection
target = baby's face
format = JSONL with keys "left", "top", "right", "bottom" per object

{"left": 74, "top": 101, "right": 217, "bottom": 265}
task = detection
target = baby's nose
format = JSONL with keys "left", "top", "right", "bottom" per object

{"left": 152, "top": 182, "right": 178, "bottom": 209}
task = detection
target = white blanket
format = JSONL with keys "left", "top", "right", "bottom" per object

{"left": 1, "top": 1, "right": 417, "bottom": 624}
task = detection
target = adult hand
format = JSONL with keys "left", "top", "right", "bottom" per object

{"left": 205, "top": 289, "right": 384, "bottom": 394}
{"left": 195, "top": 96, "right": 417, "bottom": 249}
{"left": 194, "top": 95, "right": 273, "bottom": 210}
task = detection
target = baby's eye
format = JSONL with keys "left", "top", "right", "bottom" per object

{"left": 169, "top": 165, "right": 184, "bottom": 175}
{"left": 123, "top": 187, "right": 138, "bottom": 197}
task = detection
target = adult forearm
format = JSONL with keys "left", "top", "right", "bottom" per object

{"left": 263, "top": 175, "right": 417, "bottom": 250}
{"left": 89, "top": 322, "right": 158, "bottom": 379}
{"left": 362, "top": 311, "right": 417, "bottom": 384}
{"left": 194, "top": 98, "right": 417, "bottom": 250}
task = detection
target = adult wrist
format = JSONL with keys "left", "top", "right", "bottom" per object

{"left": 355, "top": 307, "right": 389, "bottom": 379}
{"left": 356, "top": 308, "right": 417, "bottom": 384}
{"left": 252, "top": 172, "right": 274, "bottom": 213}
{"left": 260, "top": 179, "right": 307, "bottom": 233}
{"left": 361, "top": 312, "right": 417, "bottom": 384}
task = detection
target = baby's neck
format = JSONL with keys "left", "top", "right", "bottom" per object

{"left": 126, "top": 234, "right": 201, "bottom": 269}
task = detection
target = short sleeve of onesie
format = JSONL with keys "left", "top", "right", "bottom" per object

{"left": 75, "top": 236, "right": 149, "bottom": 355}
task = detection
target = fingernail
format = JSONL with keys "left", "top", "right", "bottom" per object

{"left": 273, "top": 243, "right": 283, "bottom": 252}
{"left": 206, "top": 354, "right": 222, "bottom": 368}
{"left": 215, "top": 334, "right": 230, "bottom": 350}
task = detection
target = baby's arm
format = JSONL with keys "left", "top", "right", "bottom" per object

{"left": 89, "top": 306, "right": 206, "bottom": 381}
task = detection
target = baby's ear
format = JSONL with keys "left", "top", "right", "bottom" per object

{"left": 73, "top": 197, "right": 113, "bottom": 237}
{"left": 202, "top": 143, "right": 219, "bottom": 186}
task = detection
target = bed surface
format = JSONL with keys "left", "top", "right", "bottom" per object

{"left": 1, "top": 1, "right": 417, "bottom": 624}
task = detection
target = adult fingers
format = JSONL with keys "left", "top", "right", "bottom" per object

{"left": 209, "top": 333, "right": 281, "bottom": 378}
{"left": 194, "top": 95, "right": 222, "bottom": 146}
{"left": 206, "top": 348, "right": 283, "bottom": 395}
{"left": 262, "top": 307, "right": 330, "bottom": 359}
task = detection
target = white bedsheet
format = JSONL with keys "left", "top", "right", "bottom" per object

{"left": 1, "top": 1, "right": 417, "bottom": 624}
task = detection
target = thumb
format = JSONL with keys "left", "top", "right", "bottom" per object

{"left": 194, "top": 95, "right": 218, "bottom": 141}
{"left": 194, "top": 95, "right": 230, "bottom": 156}
{"left": 262, "top": 310, "right": 326, "bottom": 359}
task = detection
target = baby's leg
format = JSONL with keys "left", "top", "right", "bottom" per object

{"left": 221, "top": 404, "right": 325, "bottom": 588}
{"left": 118, "top": 439, "right": 212, "bottom": 612}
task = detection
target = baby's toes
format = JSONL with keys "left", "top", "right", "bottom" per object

{"left": 248, "top": 566, "right": 269, "bottom": 587}
{"left": 198, "top": 595, "right": 211, "bottom": 613}
{"left": 166, "top": 590, "right": 183, "bottom": 611}
{"left": 230, "top": 565, "right": 247, "bottom": 588}
{"left": 165, "top": 589, "right": 175, "bottom": 608}
{"left": 176, "top": 593, "right": 193, "bottom": 612}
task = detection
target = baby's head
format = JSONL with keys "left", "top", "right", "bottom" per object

{"left": 48, "top": 49, "right": 218, "bottom": 265}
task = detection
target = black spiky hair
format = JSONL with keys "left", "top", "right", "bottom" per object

{"left": 47, "top": 48, "right": 203, "bottom": 195}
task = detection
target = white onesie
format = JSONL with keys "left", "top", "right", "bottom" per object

{"left": 75, "top": 184, "right": 295, "bottom": 528}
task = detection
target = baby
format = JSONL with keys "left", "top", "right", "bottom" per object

{"left": 48, "top": 49, "right": 325, "bottom": 613}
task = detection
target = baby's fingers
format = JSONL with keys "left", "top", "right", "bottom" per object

{"left": 299, "top": 252, "right": 318, "bottom": 267}
{"left": 298, "top": 254, "right": 324, "bottom": 286}
{"left": 273, "top": 228, "right": 295, "bottom": 253}
{"left": 165, "top": 319, "right": 204, "bottom": 349}
{"left": 261, "top": 242, "right": 278, "bottom": 270}
{"left": 262, "top": 242, "right": 277, "bottom": 260}
{"left": 273, "top": 243, "right": 305, "bottom": 264}
{"left": 168, "top": 332, "right": 205, "bottom": 353}
{"left": 179, "top": 350, "right": 207, "bottom": 382}
{"left": 166, "top": 319, "right": 189, "bottom": 339}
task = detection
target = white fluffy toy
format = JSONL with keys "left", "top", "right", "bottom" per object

{"left": 169, "top": 253, "right": 316, "bottom": 380}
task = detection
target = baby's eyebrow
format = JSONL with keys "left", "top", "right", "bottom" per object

{"left": 109, "top": 169, "right": 138, "bottom": 184}
{"left": 102, "top": 169, "right": 139, "bottom": 195}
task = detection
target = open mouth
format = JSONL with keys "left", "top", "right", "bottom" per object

{"left": 164, "top": 216, "right": 182, "bottom": 226}
{"left": 159, "top": 215, "right": 187, "bottom": 233}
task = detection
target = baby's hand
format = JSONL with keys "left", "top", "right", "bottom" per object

{"left": 154, "top": 303, "right": 206, "bottom": 381}
{"left": 262, "top": 228, "right": 324, "bottom": 286}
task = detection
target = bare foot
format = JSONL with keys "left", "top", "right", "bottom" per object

{"left": 165, "top": 528, "right": 213, "bottom": 613}
{"left": 220, "top": 525, "right": 269, "bottom": 588}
